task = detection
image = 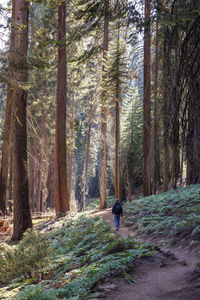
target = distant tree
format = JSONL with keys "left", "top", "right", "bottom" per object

{"left": 103, "top": 26, "right": 128, "bottom": 201}
{"left": 121, "top": 87, "right": 143, "bottom": 197}
{"left": 82, "top": 101, "right": 95, "bottom": 210}
{"left": 67, "top": 93, "right": 75, "bottom": 207}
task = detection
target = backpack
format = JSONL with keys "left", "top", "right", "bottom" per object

{"left": 114, "top": 203, "right": 122, "bottom": 214}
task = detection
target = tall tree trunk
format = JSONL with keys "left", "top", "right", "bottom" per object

{"left": 171, "top": 42, "right": 180, "bottom": 190}
{"left": 115, "top": 30, "right": 121, "bottom": 201}
{"left": 0, "top": 96, "right": 12, "bottom": 216}
{"left": 82, "top": 103, "right": 93, "bottom": 211}
{"left": 37, "top": 120, "right": 46, "bottom": 212}
{"left": 8, "top": 151, "right": 13, "bottom": 213}
{"left": 115, "top": 96, "right": 121, "bottom": 200}
{"left": 171, "top": 93, "right": 180, "bottom": 190}
{"left": 82, "top": 122, "right": 92, "bottom": 211}
{"left": 126, "top": 162, "right": 131, "bottom": 201}
{"left": 37, "top": 151, "right": 42, "bottom": 212}
{"left": 12, "top": 0, "right": 32, "bottom": 241}
{"left": 186, "top": 73, "right": 200, "bottom": 184}
{"left": 152, "top": 15, "right": 160, "bottom": 194}
{"left": 180, "top": 144, "right": 184, "bottom": 186}
{"left": 55, "top": 0, "right": 68, "bottom": 215}
{"left": 162, "top": 29, "right": 170, "bottom": 192}
{"left": 0, "top": 10, "right": 15, "bottom": 216}
{"left": 143, "top": 0, "right": 151, "bottom": 196}
{"left": 67, "top": 94, "right": 75, "bottom": 208}
{"left": 100, "top": 0, "right": 109, "bottom": 209}
{"left": 46, "top": 151, "right": 55, "bottom": 209}
{"left": 28, "top": 145, "right": 34, "bottom": 212}
{"left": 186, "top": 16, "right": 200, "bottom": 184}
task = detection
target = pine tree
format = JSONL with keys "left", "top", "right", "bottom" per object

{"left": 121, "top": 87, "right": 143, "bottom": 198}
{"left": 103, "top": 25, "right": 128, "bottom": 201}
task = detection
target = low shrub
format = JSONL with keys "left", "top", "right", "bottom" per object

{"left": 0, "top": 229, "right": 52, "bottom": 284}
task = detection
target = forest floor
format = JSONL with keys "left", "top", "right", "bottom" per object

{"left": 1, "top": 186, "right": 200, "bottom": 299}
{"left": 90, "top": 208, "right": 200, "bottom": 300}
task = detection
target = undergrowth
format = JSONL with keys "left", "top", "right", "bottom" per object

{"left": 0, "top": 216, "right": 154, "bottom": 300}
{"left": 0, "top": 229, "right": 51, "bottom": 283}
{"left": 86, "top": 196, "right": 114, "bottom": 210}
{"left": 123, "top": 184, "right": 200, "bottom": 244}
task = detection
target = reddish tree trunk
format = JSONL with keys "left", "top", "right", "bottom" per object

{"left": 55, "top": 0, "right": 68, "bottom": 215}
{"left": 82, "top": 104, "right": 93, "bottom": 211}
{"left": 67, "top": 94, "right": 75, "bottom": 207}
{"left": 0, "top": 98, "right": 12, "bottom": 215}
{"left": 0, "top": 9, "right": 15, "bottom": 216}
{"left": 46, "top": 152, "right": 55, "bottom": 209}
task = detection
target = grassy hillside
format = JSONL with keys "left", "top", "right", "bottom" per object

{"left": 0, "top": 216, "right": 153, "bottom": 300}
{"left": 123, "top": 184, "right": 200, "bottom": 247}
{"left": 1, "top": 184, "right": 200, "bottom": 299}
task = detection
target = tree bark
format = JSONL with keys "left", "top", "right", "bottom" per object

{"left": 11, "top": 0, "right": 32, "bottom": 241}
{"left": 55, "top": 0, "right": 68, "bottom": 215}
{"left": 152, "top": 15, "right": 160, "bottom": 194}
{"left": 0, "top": 97, "right": 13, "bottom": 215}
{"left": 67, "top": 94, "right": 75, "bottom": 208}
{"left": 46, "top": 151, "right": 55, "bottom": 209}
{"left": 0, "top": 8, "right": 15, "bottom": 216}
{"left": 186, "top": 76, "right": 200, "bottom": 184}
{"left": 82, "top": 103, "right": 93, "bottom": 211}
{"left": 143, "top": 0, "right": 151, "bottom": 196}
{"left": 126, "top": 162, "right": 131, "bottom": 201}
{"left": 8, "top": 151, "right": 13, "bottom": 213}
{"left": 115, "top": 31, "right": 121, "bottom": 201}
{"left": 162, "top": 29, "right": 170, "bottom": 192}
{"left": 115, "top": 96, "right": 121, "bottom": 200}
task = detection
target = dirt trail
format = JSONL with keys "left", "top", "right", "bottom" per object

{"left": 91, "top": 208, "right": 200, "bottom": 300}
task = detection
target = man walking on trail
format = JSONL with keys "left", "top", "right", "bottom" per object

{"left": 112, "top": 199, "right": 123, "bottom": 231}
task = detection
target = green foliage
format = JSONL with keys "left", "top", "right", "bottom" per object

{"left": 86, "top": 196, "right": 115, "bottom": 210}
{"left": 123, "top": 269, "right": 135, "bottom": 284}
{"left": 10, "top": 216, "right": 153, "bottom": 300}
{"left": 15, "top": 285, "right": 59, "bottom": 300}
{"left": 121, "top": 86, "right": 143, "bottom": 191}
{"left": 123, "top": 185, "right": 200, "bottom": 241}
{"left": 0, "top": 229, "right": 51, "bottom": 284}
{"left": 102, "top": 36, "right": 128, "bottom": 101}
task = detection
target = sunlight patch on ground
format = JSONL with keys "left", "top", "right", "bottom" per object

{"left": 89, "top": 208, "right": 112, "bottom": 216}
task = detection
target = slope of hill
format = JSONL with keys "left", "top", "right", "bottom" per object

{"left": 123, "top": 184, "right": 200, "bottom": 247}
